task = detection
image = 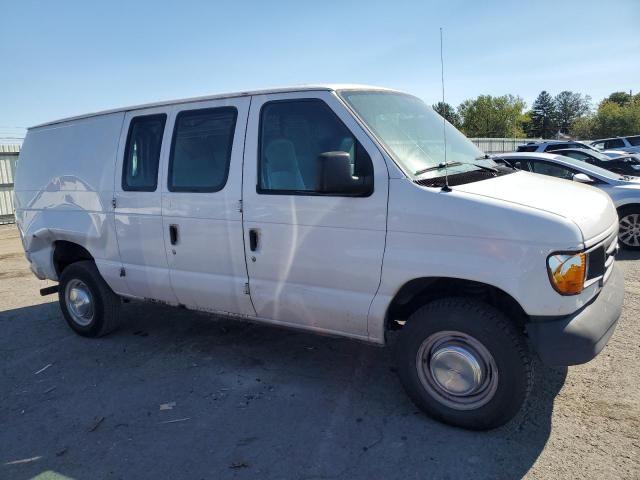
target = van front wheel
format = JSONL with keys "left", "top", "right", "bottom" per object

{"left": 58, "top": 261, "right": 122, "bottom": 337}
{"left": 396, "top": 298, "right": 532, "bottom": 430}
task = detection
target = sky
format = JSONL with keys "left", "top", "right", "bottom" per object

{"left": 1, "top": 0, "right": 639, "bottom": 141}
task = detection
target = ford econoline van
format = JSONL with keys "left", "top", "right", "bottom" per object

{"left": 15, "top": 85, "right": 624, "bottom": 429}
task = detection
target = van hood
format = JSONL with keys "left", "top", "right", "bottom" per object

{"left": 455, "top": 171, "right": 617, "bottom": 244}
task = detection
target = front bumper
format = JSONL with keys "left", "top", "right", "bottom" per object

{"left": 527, "top": 265, "right": 624, "bottom": 366}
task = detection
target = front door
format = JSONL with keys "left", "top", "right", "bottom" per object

{"left": 242, "top": 91, "right": 388, "bottom": 340}
{"left": 161, "top": 97, "right": 255, "bottom": 316}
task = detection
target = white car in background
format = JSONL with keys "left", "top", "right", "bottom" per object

{"left": 516, "top": 140, "right": 627, "bottom": 158}
{"left": 495, "top": 152, "right": 640, "bottom": 249}
{"left": 590, "top": 136, "right": 640, "bottom": 154}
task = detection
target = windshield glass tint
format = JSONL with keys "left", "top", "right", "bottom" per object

{"left": 340, "top": 91, "right": 488, "bottom": 177}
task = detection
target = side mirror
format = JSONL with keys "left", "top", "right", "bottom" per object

{"left": 316, "top": 151, "right": 369, "bottom": 195}
{"left": 573, "top": 173, "right": 593, "bottom": 183}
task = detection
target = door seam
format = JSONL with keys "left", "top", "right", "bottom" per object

{"left": 240, "top": 96, "right": 258, "bottom": 315}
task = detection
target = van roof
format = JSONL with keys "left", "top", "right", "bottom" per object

{"left": 30, "top": 84, "right": 398, "bottom": 129}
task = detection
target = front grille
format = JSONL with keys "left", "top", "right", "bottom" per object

{"left": 585, "top": 233, "right": 618, "bottom": 287}
{"left": 586, "top": 247, "right": 605, "bottom": 280}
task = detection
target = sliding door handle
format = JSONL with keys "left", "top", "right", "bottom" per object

{"left": 249, "top": 229, "right": 259, "bottom": 252}
{"left": 169, "top": 224, "right": 179, "bottom": 245}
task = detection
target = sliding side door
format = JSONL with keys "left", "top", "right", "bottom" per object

{"left": 161, "top": 97, "right": 255, "bottom": 316}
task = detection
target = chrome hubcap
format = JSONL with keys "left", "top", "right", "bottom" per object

{"left": 619, "top": 214, "right": 640, "bottom": 247}
{"left": 417, "top": 331, "right": 498, "bottom": 410}
{"left": 65, "top": 279, "right": 94, "bottom": 326}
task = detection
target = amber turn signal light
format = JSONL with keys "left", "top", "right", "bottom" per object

{"left": 547, "top": 252, "right": 586, "bottom": 295}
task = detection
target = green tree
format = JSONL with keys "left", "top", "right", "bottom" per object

{"left": 432, "top": 101, "right": 461, "bottom": 128}
{"left": 554, "top": 91, "right": 591, "bottom": 134}
{"left": 528, "top": 91, "right": 557, "bottom": 138}
{"left": 569, "top": 116, "right": 594, "bottom": 139}
{"left": 519, "top": 111, "right": 533, "bottom": 138}
{"left": 605, "top": 91, "right": 632, "bottom": 107}
{"left": 457, "top": 94, "right": 526, "bottom": 137}
{"left": 591, "top": 100, "right": 640, "bottom": 138}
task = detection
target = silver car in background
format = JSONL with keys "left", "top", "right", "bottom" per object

{"left": 590, "top": 136, "right": 640, "bottom": 154}
{"left": 495, "top": 152, "right": 640, "bottom": 249}
{"left": 516, "top": 140, "right": 628, "bottom": 158}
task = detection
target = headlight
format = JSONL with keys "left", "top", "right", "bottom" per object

{"left": 547, "top": 252, "right": 586, "bottom": 295}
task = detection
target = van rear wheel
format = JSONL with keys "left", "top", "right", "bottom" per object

{"left": 58, "top": 261, "right": 122, "bottom": 337}
{"left": 395, "top": 297, "right": 532, "bottom": 430}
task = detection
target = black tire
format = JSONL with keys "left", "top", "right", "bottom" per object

{"left": 58, "top": 261, "right": 122, "bottom": 337}
{"left": 395, "top": 297, "right": 533, "bottom": 430}
{"left": 618, "top": 206, "right": 640, "bottom": 250}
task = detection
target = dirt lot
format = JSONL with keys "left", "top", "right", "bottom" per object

{"left": 1, "top": 224, "right": 639, "bottom": 480}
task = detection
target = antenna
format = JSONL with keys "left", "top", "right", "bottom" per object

{"left": 439, "top": 27, "right": 451, "bottom": 192}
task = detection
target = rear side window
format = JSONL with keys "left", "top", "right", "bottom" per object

{"left": 544, "top": 143, "right": 569, "bottom": 152}
{"left": 604, "top": 139, "right": 625, "bottom": 149}
{"left": 168, "top": 107, "right": 237, "bottom": 192}
{"left": 123, "top": 114, "right": 167, "bottom": 191}
{"left": 563, "top": 151, "right": 590, "bottom": 161}
{"left": 517, "top": 145, "right": 538, "bottom": 152}
{"left": 627, "top": 136, "right": 640, "bottom": 146}
{"left": 258, "top": 99, "right": 373, "bottom": 195}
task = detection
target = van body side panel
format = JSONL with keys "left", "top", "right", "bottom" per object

{"left": 14, "top": 113, "right": 127, "bottom": 292}
{"left": 367, "top": 178, "right": 608, "bottom": 344}
{"left": 241, "top": 91, "right": 388, "bottom": 339}
{"left": 160, "top": 97, "right": 255, "bottom": 316}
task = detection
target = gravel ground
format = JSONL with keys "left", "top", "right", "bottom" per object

{"left": 0, "top": 223, "right": 639, "bottom": 480}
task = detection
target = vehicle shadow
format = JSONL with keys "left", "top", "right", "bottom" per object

{"left": 616, "top": 248, "right": 640, "bottom": 262}
{"left": 1, "top": 301, "right": 567, "bottom": 480}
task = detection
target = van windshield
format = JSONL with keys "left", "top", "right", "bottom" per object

{"left": 340, "top": 91, "right": 492, "bottom": 179}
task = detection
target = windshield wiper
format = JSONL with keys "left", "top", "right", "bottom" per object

{"left": 415, "top": 161, "right": 462, "bottom": 176}
{"left": 472, "top": 163, "right": 499, "bottom": 173}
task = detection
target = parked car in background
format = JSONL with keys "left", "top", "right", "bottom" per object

{"left": 590, "top": 136, "right": 640, "bottom": 154}
{"left": 14, "top": 85, "right": 625, "bottom": 430}
{"left": 517, "top": 140, "right": 599, "bottom": 153}
{"left": 517, "top": 140, "right": 628, "bottom": 158}
{"left": 495, "top": 152, "right": 640, "bottom": 249}
{"left": 552, "top": 148, "right": 640, "bottom": 176}
{"left": 517, "top": 140, "right": 627, "bottom": 157}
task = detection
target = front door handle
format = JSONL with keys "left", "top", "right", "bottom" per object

{"left": 249, "top": 229, "right": 259, "bottom": 251}
{"left": 169, "top": 224, "right": 179, "bottom": 245}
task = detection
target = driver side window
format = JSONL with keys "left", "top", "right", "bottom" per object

{"left": 258, "top": 99, "right": 373, "bottom": 195}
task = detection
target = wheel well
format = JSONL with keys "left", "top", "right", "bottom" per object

{"left": 53, "top": 241, "right": 94, "bottom": 276}
{"left": 385, "top": 277, "right": 527, "bottom": 332}
{"left": 618, "top": 204, "right": 640, "bottom": 214}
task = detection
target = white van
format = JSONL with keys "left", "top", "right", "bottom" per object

{"left": 15, "top": 85, "right": 624, "bottom": 430}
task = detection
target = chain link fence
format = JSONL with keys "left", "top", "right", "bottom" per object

{"left": 469, "top": 138, "right": 547, "bottom": 154}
